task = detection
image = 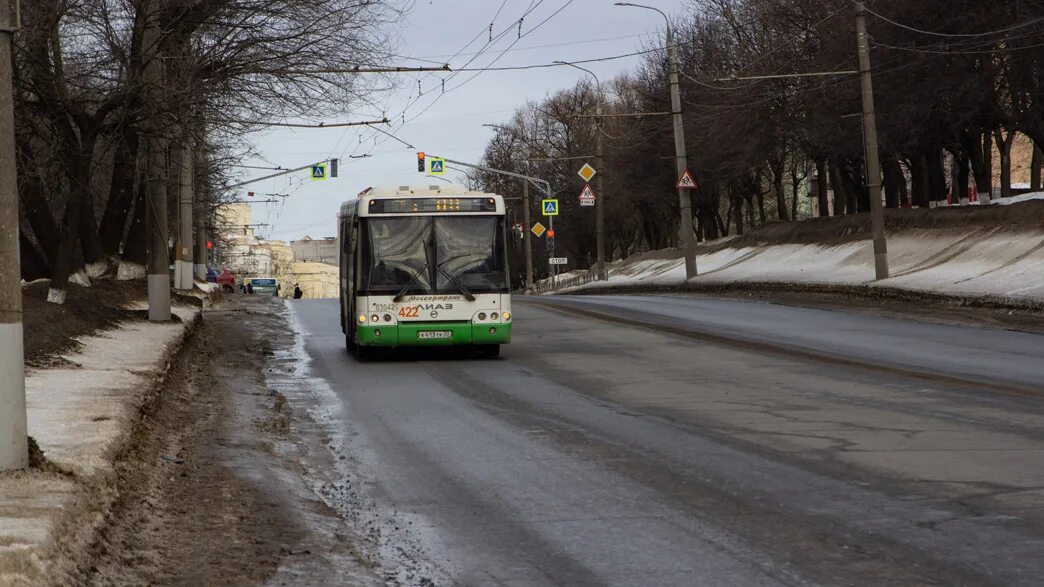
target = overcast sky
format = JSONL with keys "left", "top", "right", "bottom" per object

{"left": 239, "top": 0, "right": 687, "bottom": 242}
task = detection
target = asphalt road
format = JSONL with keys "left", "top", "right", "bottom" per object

{"left": 292, "top": 295, "right": 1044, "bottom": 586}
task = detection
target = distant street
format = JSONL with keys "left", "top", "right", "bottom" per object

{"left": 287, "top": 295, "right": 1044, "bottom": 586}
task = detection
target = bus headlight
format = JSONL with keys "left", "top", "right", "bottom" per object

{"left": 478, "top": 312, "right": 487, "bottom": 321}
{"left": 488, "top": 327, "right": 497, "bottom": 335}
{"left": 383, "top": 314, "right": 392, "bottom": 322}
{"left": 502, "top": 311, "right": 511, "bottom": 321}
{"left": 491, "top": 313, "right": 498, "bottom": 320}
{"left": 372, "top": 314, "right": 380, "bottom": 322}
{"left": 358, "top": 313, "right": 367, "bottom": 323}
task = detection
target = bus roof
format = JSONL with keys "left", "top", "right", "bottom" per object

{"left": 340, "top": 185, "right": 505, "bottom": 219}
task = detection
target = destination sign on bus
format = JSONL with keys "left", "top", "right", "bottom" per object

{"left": 368, "top": 197, "right": 497, "bottom": 214}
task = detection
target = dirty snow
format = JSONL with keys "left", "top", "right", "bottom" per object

{"left": 561, "top": 228, "right": 1044, "bottom": 303}
{"left": 0, "top": 306, "right": 198, "bottom": 585}
{"left": 990, "top": 192, "right": 1044, "bottom": 206}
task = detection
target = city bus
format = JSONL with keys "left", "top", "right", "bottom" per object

{"left": 338, "top": 184, "right": 511, "bottom": 359}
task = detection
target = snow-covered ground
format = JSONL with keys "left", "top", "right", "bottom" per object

{"left": 0, "top": 306, "right": 199, "bottom": 585}
{"left": 990, "top": 191, "right": 1044, "bottom": 206}
{"left": 558, "top": 227, "right": 1044, "bottom": 304}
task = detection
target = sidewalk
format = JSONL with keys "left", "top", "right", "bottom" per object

{"left": 0, "top": 305, "right": 200, "bottom": 585}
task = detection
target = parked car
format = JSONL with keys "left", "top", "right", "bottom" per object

{"left": 215, "top": 269, "right": 237, "bottom": 293}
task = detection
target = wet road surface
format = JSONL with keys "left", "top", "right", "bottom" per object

{"left": 291, "top": 295, "right": 1044, "bottom": 586}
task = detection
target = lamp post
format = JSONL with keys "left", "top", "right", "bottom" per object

{"left": 554, "top": 61, "right": 606, "bottom": 281}
{"left": 615, "top": 2, "right": 697, "bottom": 279}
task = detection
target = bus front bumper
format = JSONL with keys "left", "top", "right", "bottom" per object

{"left": 357, "top": 322, "right": 511, "bottom": 347}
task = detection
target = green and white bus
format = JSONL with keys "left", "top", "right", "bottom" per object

{"left": 338, "top": 184, "right": 511, "bottom": 359}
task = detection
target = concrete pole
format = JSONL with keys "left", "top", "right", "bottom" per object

{"left": 666, "top": 24, "right": 697, "bottom": 279}
{"left": 855, "top": 2, "right": 890, "bottom": 280}
{"left": 522, "top": 180, "right": 533, "bottom": 291}
{"left": 144, "top": 0, "right": 171, "bottom": 319}
{"left": 0, "top": 1, "right": 27, "bottom": 471}
{"left": 594, "top": 97, "right": 606, "bottom": 281}
{"left": 176, "top": 142, "right": 194, "bottom": 290}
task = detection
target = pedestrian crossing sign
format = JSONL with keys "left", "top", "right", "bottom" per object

{"left": 311, "top": 164, "right": 327, "bottom": 181}
{"left": 429, "top": 157, "right": 446, "bottom": 175}
{"left": 542, "top": 199, "right": 559, "bottom": 216}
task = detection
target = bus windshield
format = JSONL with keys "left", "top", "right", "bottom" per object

{"left": 361, "top": 216, "right": 507, "bottom": 295}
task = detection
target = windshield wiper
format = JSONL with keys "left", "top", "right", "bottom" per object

{"left": 392, "top": 263, "right": 429, "bottom": 302}
{"left": 436, "top": 256, "right": 476, "bottom": 301}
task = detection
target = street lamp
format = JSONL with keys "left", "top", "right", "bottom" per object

{"left": 614, "top": 2, "right": 697, "bottom": 279}
{"left": 553, "top": 61, "right": 607, "bottom": 281}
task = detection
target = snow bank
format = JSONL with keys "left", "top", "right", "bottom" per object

{"left": 0, "top": 306, "right": 199, "bottom": 585}
{"left": 990, "top": 192, "right": 1044, "bottom": 206}
{"left": 561, "top": 227, "right": 1044, "bottom": 303}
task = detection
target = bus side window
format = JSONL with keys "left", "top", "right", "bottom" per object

{"left": 349, "top": 221, "right": 359, "bottom": 291}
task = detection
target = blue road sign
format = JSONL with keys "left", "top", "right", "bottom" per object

{"left": 429, "top": 158, "right": 446, "bottom": 175}
{"left": 311, "top": 164, "right": 327, "bottom": 180}
{"left": 542, "top": 199, "right": 559, "bottom": 216}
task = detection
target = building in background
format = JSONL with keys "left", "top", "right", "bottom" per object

{"left": 292, "top": 262, "right": 338, "bottom": 299}
{"left": 214, "top": 204, "right": 294, "bottom": 296}
{"left": 291, "top": 236, "right": 339, "bottom": 264}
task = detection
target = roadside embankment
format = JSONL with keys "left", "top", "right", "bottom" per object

{"left": 0, "top": 286, "right": 201, "bottom": 585}
{"left": 555, "top": 201, "right": 1044, "bottom": 308}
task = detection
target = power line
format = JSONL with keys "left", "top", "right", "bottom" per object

{"left": 873, "top": 39, "right": 1044, "bottom": 55}
{"left": 861, "top": 4, "right": 1044, "bottom": 38}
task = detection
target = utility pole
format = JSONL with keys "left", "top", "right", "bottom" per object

{"left": 0, "top": 0, "right": 27, "bottom": 471}
{"left": 194, "top": 148, "right": 207, "bottom": 281}
{"left": 594, "top": 96, "right": 606, "bottom": 281}
{"left": 522, "top": 179, "right": 533, "bottom": 291}
{"left": 616, "top": 3, "right": 696, "bottom": 278}
{"left": 175, "top": 142, "right": 194, "bottom": 290}
{"left": 855, "top": 1, "right": 890, "bottom": 280}
{"left": 144, "top": 0, "right": 171, "bottom": 320}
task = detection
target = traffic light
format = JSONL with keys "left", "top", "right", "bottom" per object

{"left": 329, "top": 158, "right": 339, "bottom": 178}
{"left": 417, "top": 152, "right": 425, "bottom": 172}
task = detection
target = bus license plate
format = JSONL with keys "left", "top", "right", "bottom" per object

{"left": 418, "top": 331, "right": 452, "bottom": 340}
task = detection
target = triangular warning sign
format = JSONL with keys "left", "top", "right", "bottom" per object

{"left": 676, "top": 170, "right": 697, "bottom": 189}
{"left": 578, "top": 183, "right": 597, "bottom": 203}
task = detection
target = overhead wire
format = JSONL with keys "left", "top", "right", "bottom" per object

{"left": 860, "top": 4, "right": 1044, "bottom": 38}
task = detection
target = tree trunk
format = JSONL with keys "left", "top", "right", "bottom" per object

{"left": 121, "top": 174, "right": 148, "bottom": 267}
{"left": 993, "top": 129, "right": 1015, "bottom": 198}
{"left": 911, "top": 155, "right": 930, "bottom": 207}
{"left": 956, "top": 155, "right": 970, "bottom": 205}
{"left": 969, "top": 131, "right": 993, "bottom": 197}
{"left": 19, "top": 231, "right": 50, "bottom": 281}
{"left": 815, "top": 158, "right": 829, "bottom": 217}
{"left": 80, "top": 188, "right": 106, "bottom": 274}
{"left": 790, "top": 163, "right": 801, "bottom": 221}
{"left": 769, "top": 159, "right": 789, "bottom": 222}
{"left": 829, "top": 159, "right": 848, "bottom": 215}
{"left": 99, "top": 129, "right": 141, "bottom": 255}
{"left": 1032, "top": 144, "right": 1042, "bottom": 191}
{"left": 927, "top": 148, "right": 948, "bottom": 204}
{"left": 882, "top": 156, "right": 903, "bottom": 209}
{"left": 16, "top": 154, "right": 60, "bottom": 266}
{"left": 48, "top": 189, "right": 83, "bottom": 304}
